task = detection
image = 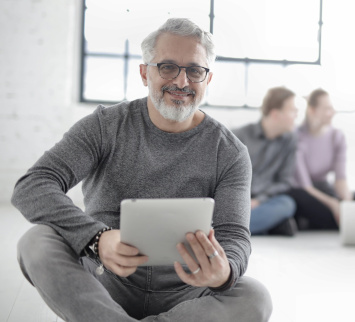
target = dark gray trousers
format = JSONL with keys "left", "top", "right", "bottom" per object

{"left": 18, "top": 225, "right": 272, "bottom": 322}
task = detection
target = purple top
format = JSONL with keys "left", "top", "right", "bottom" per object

{"left": 293, "top": 124, "right": 347, "bottom": 188}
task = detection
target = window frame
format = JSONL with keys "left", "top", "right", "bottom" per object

{"left": 79, "top": 0, "right": 324, "bottom": 108}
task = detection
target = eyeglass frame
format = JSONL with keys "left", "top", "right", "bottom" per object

{"left": 145, "top": 62, "right": 210, "bottom": 83}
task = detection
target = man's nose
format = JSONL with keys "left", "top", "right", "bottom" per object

{"left": 173, "top": 68, "right": 190, "bottom": 88}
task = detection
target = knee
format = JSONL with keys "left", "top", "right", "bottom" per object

{"left": 279, "top": 195, "right": 296, "bottom": 217}
{"left": 18, "top": 225, "right": 56, "bottom": 260}
{"left": 236, "top": 276, "right": 273, "bottom": 322}
{"left": 17, "top": 225, "right": 59, "bottom": 284}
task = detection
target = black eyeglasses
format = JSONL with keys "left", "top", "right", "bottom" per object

{"left": 146, "top": 63, "right": 210, "bottom": 83}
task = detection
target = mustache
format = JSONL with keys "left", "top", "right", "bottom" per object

{"left": 161, "top": 85, "right": 195, "bottom": 95}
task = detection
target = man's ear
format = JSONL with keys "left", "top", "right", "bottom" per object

{"left": 140, "top": 64, "right": 148, "bottom": 87}
{"left": 206, "top": 72, "right": 213, "bottom": 85}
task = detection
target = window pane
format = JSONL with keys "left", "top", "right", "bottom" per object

{"left": 83, "top": 56, "right": 124, "bottom": 101}
{"left": 284, "top": 64, "right": 324, "bottom": 101}
{"left": 81, "top": 0, "right": 323, "bottom": 106}
{"left": 247, "top": 64, "right": 286, "bottom": 107}
{"left": 214, "top": 0, "right": 320, "bottom": 61}
{"left": 207, "top": 62, "right": 245, "bottom": 106}
{"left": 85, "top": 0, "right": 209, "bottom": 55}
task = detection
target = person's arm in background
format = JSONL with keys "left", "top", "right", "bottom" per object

{"left": 333, "top": 130, "right": 352, "bottom": 201}
{"left": 267, "top": 134, "right": 297, "bottom": 197}
{"left": 335, "top": 180, "right": 352, "bottom": 201}
{"left": 250, "top": 198, "right": 260, "bottom": 209}
{"left": 304, "top": 186, "right": 340, "bottom": 223}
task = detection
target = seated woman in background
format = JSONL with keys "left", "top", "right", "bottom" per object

{"left": 288, "top": 89, "right": 353, "bottom": 230}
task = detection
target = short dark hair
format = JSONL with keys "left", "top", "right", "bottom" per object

{"left": 307, "top": 88, "right": 329, "bottom": 108}
{"left": 261, "top": 87, "right": 295, "bottom": 116}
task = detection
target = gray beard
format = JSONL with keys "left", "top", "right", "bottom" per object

{"left": 148, "top": 84, "right": 199, "bottom": 122}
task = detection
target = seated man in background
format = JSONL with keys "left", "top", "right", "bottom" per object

{"left": 12, "top": 18, "right": 272, "bottom": 322}
{"left": 232, "top": 86, "right": 298, "bottom": 236}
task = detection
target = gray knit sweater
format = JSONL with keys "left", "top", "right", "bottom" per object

{"left": 12, "top": 97, "right": 252, "bottom": 289}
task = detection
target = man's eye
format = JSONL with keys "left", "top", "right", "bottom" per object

{"left": 161, "top": 64, "right": 176, "bottom": 71}
{"left": 189, "top": 67, "right": 202, "bottom": 75}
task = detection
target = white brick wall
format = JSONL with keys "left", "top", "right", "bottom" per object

{"left": 0, "top": 0, "right": 90, "bottom": 205}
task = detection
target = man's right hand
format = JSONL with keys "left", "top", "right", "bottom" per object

{"left": 98, "top": 229, "right": 148, "bottom": 277}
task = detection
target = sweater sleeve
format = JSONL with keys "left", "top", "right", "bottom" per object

{"left": 211, "top": 142, "right": 252, "bottom": 291}
{"left": 11, "top": 107, "right": 108, "bottom": 255}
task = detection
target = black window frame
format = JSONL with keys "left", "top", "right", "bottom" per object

{"left": 79, "top": 0, "right": 323, "bottom": 108}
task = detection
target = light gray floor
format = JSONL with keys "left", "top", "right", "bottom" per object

{"left": 1, "top": 205, "right": 354, "bottom": 322}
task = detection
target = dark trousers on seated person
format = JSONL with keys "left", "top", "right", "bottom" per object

{"left": 17, "top": 225, "right": 273, "bottom": 322}
{"left": 286, "top": 188, "right": 338, "bottom": 230}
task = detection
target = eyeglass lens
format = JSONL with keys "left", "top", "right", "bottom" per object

{"left": 158, "top": 64, "right": 206, "bottom": 82}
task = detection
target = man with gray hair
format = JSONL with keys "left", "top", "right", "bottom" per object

{"left": 13, "top": 18, "right": 272, "bottom": 321}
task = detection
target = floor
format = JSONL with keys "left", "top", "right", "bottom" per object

{"left": 1, "top": 205, "right": 354, "bottom": 322}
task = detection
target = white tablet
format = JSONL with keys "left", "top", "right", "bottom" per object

{"left": 120, "top": 198, "right": 215, "bottom": 266}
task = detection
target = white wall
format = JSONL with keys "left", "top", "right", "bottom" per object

{"left": 0, "top": 0, "right": 81, "bottom": 204}
{"left": 1, "top": 0, "right": 355, "bottom": 206}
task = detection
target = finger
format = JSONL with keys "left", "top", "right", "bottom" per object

{"left": 195, "top": 230, "right": 217, "bottom": 260}
{"left": 116, "top": 242, "right": 141, "bottom": 256}
{"left": 111, "top": 264, "right": 138, "bottom": 278}
{"left": 176, "top": 242, "right": 202, "bottom": 273}
{"left": 185, "top": 233, "right": 210, "bottom": 268}
{"left": 115, "top": 254, "right": 149, "bottom": 267}
{"left": 195, "top": 230, "right": 222, "bottom": 265}
{"left": 103, "top": 254, "right": 148, "bottom": 277}
{"left": 174, "top": 261, "right": 199, "bottom": 287}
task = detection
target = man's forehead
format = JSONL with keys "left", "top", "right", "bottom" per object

{"left": 155, "top": 32, "right": 198, "bottom": 44}
{"left": 153, "top": 33, "right": 208, "bottom": 66}
{"left": 159, "top": 59, "right": 202, "bottom": 67}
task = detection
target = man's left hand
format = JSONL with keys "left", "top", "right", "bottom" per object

{"left": 174, "top": 229, "right": 231, "bottom": 288}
